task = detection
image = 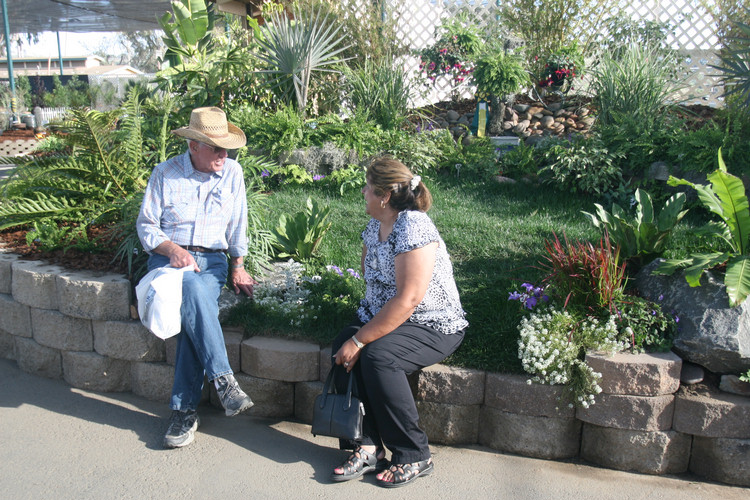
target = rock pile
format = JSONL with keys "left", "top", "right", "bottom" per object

{"left": 430, "top": 101, "right": 596, "bottom": 144}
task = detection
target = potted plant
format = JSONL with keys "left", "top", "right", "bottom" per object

{"left": 537, "top": 43, "right": 584, "bottom": 95}
{"left": 471, "top": 47, "right": 528, "bottom": 136}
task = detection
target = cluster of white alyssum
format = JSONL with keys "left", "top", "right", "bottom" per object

{"left": 517, "top": 307, "right": 629, "bottom": 408}
{"left": 253, "top": 260, "right": 311, "bottom": 328}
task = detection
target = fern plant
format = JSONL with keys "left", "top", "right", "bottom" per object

{"left": 0, "top": 88, "right": 152, "bottom": 235}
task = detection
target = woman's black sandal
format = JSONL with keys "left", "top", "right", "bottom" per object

{"left": 376, "top": 458, "right": 434, "bottom": 488}
{"left": 330, "top": 447, "right": 387, "bottom": 482}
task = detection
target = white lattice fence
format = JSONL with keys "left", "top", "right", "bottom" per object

{"left": 351, "top": 0, "right": 725, "bottom": 106}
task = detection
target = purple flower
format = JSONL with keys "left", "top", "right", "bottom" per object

{"left": 525, "top": 296, "right": 538, "bottom": 309}
{"left": 346, "top": 268, "right": 361, "bottom": 279}
{"left": 261, "top": 169, "right": 270, "bottom": 178}
{"left": 508, "top": 291, "right": 523, "bottom": 301}
{"left": 327, "top": 265, "right": 343, "bottom": 276}
{"left": 658, "top": 294, "right": 664, "bottom": 301}
{"left": 313, "top": 174, "right": 325, "bottom": 181}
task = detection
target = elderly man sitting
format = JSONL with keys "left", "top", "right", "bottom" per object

{"left": 136, "top": 107, "right": 256, "bottom": 448}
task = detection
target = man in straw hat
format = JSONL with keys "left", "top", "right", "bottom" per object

{"left": 136, "top": 107, "right": 256, "bottom": 448}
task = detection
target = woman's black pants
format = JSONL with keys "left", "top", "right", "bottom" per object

{"left": 331, "top": 320, "right": 464, "bottom": 464}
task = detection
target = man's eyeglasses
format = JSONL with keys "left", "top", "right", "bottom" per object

{"left": 198, "top": 142, "right": 228, "bottom": 154}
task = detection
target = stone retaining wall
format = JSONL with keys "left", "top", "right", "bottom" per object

{"left": 0, "top": 252, "right": 748, "bottom": 487}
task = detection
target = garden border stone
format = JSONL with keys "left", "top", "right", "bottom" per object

{"left": 0, "top": 252, "right": 18, "bottom": 294}
{"left": 0, "top": 328, "right": 16, "bottom": 359}
{"left": 585, "top": 351, "right": 682, "bottom": 396}
{"left": 3, "top": 260, "right": 750, "bottom": 487}
{"left": 93, "top": 320, "right": 165, "bottom": 362}
{"left": 484, "top": 372, "right": 575, "bottom": 418}
{"left": 11, "top": 260, "right": 64, "bottom": 310}
{"left": 479, "top": 407, "right": 581, "bottom": 459}
{"left": 14, "top": 336, "right": 62, "bottom": 379}
{"left": 690, "top": 436, "right": 750, "bottom": 487}
{"left": 0, "top": 293, "right": 31, "bottom": 337}
{"left": 62, "top": 350, "right": 131, "bottom": 392}
{"left": 576, "top": 393, "right": 675, "bottom": 431}
{"left": 580, "top": 423, "right": 691, "bottom": 474}
{"left": 673, "top": 387, "right": 750, "bottom": 439}
{"left": 55, "top": 270, "right": 132, "bottom": 321}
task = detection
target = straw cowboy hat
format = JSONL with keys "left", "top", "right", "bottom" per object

{"left": 172, "top": 107, "right": 247, "bottom": 149}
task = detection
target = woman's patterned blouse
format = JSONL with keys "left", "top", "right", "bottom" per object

{"left": 357, "top": 210, "right": 469, "bottom": 334}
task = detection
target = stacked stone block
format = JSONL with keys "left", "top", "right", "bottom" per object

{"left": 2, "top": 251, "right": 749, "bottom": 487}
{"left": 480, "top": 373, "right": 581, "bottom": 459}
{"left": 578, "top": 351, "right": 690, "bottom": 474}
{"left": 674, "top": 387, "right": 750, "bottom": 486}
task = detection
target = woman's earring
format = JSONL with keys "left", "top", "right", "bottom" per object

{"left": 380, "top": 199, "right": 385, "bottom": 209}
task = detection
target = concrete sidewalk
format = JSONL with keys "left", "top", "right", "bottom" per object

{"left": 0, "top": 358, "right": 746, "bottom": 500}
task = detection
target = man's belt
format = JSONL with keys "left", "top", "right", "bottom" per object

{"left": 181, "top": 245, "right": 224, "bottom": 253}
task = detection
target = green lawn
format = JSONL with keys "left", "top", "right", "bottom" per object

{"left": 256, "top": 175, "right": 608, "bottom": 373}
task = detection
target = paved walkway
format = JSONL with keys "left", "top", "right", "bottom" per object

{"left": 0, "top": 358, "right": 746, "bottom": 500}
{"left": 0, "top": 163, "right": 15, "bottom": 180}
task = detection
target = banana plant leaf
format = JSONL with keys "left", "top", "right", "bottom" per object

{"left": 725, "top": 255, "right": 750, "bottom": 306}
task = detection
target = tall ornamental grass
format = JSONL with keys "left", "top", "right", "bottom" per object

{"left": 590, "top": 42, "right": 683, "bottom": 127}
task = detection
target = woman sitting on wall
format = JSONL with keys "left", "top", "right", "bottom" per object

{"left": 329, "top": 157, "right": 468, "bottom": 488}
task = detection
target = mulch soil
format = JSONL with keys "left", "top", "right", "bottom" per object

{"left": 0, "top": 225, "right": 126, "bottom": 274}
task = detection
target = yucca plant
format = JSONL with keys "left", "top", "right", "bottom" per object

{"left": 253, "top": 5, "right": 352, "bottom": 116}
{"left": 0, "top": 88, "right": 152, "bottom": 235}
{"left": 655, "top": 149, "right": 750, "bottom": 306}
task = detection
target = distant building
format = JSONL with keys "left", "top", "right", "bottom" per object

{"left": 0, "top": 55, "right": 143, "bottom": 79}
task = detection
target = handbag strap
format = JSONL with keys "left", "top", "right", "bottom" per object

{"left": 318, "top": 364, "right": 357, "bottom": 410}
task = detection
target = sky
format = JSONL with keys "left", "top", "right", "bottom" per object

{"left": 14, "top": 31, "right": 123, "bottom": 59}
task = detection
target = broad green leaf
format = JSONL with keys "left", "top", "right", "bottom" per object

{"left": 725, "top": 255, "right": 750, "bottom": 306}
{"left": 682, "top": 252, "right": 730, "bottom": 287}
{"left": 635, "top": 188, "right": 654, "bottom": 225}
{"left": 706, "top": 163, "right": 750, "bottom": 254}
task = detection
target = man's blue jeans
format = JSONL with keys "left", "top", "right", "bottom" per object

{"left": 147, "top": 252, "right": 233, "bottom": 411}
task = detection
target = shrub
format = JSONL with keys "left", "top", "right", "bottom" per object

{"left": 417, "top": 15, "right": 482, "bottom": 100}
{"left": 343, "top": 57, "right": 414, "bottom": 131}
{"left": 612, "top": 295, "right": 676, "bottom": 352}
{"left": 540, "top": 136, "right": 625, "bottom": 196}
{"left": 270, "top": 197, "right": 332, "bottom": 262}
{"left": 224, "top": 260, "right": 364, "bottom": 344}
{"left": 517, "top": 307, "right": 627, "bottom": 408}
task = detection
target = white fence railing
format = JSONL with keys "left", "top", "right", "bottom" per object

{"left": 352, "top": 0, "right": 727, "bottom": 106}
{"left": 36, "top": 107, "right": 69, "bottom": 126}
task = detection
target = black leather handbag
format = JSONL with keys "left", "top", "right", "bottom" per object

{"left": 311, "top": 365, "right": 364, "bottom": 440}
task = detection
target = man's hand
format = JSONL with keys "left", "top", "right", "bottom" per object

{"left": 230, "top": 267, "right": 257, "bottom": 297}
{"left": 154, "top": 241, "right": 200, "bottom": 271}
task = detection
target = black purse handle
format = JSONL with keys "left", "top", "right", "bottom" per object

{"left": 319, "top": 364, "right": 358, "bottom": 410}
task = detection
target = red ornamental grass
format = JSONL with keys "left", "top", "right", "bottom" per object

{"left": 541, "top": 232, "right": 627, "bottom": 313}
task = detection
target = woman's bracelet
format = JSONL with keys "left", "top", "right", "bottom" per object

{"left": 351, "top": 335, "right": 365, "bottom": 349}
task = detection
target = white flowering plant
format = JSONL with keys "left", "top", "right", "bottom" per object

{"left": 517, "top": 307, "right": 629, "bottom": 408}
{"left": 225, "top": 260, "right": 364, "bottom": 344}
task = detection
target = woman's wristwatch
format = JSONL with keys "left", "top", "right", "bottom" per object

{"left": 351, "top": 335, "right": 365, "bottom": 349}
